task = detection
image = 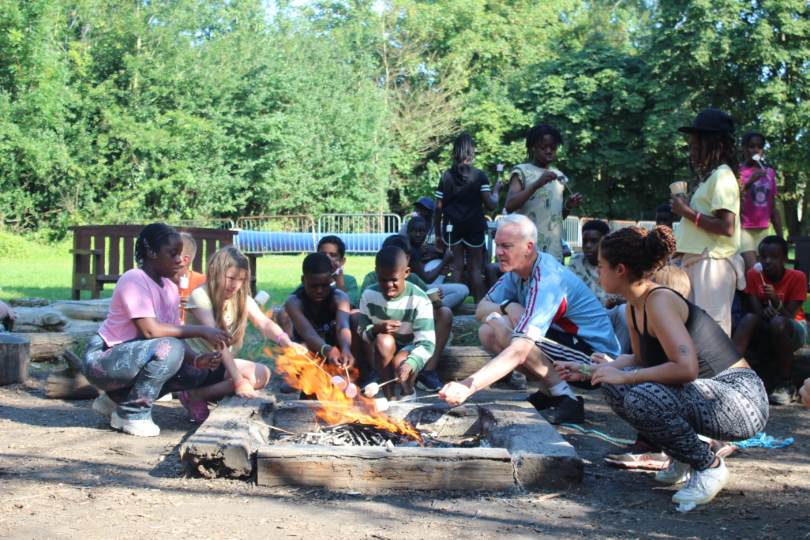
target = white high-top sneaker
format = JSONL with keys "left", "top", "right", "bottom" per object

{"left": 671, "top": 457, "right": 730, "bottom": 505}
{"left": 110, "top": 412, "right": 160, "bottom": 437}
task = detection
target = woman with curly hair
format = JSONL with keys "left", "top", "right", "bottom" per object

{"left": 555, "top": 226, "right": 767, "bottom": 506}
{"left": 670, "top": 109, "right": 745, "bottom": 336}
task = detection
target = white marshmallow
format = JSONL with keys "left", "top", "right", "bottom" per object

{"left": 331, "top": 375, "right": 348, "bottom": 390}
{"left": 754, "top": 262, "right": 763, "bottom": 273}
{"left": 374, "top": 398, "right": 389, "bottom": 412}
{"left": 364, "top": 383, "right": 380, "bottom": 398}
{"left": 345, "top": 383, "right": 358, "bottom": 398}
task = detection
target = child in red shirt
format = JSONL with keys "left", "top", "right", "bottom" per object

{"left": 171, "top": 233, "right": 207, "bottom": 323}
{"left": 732, "top": 235, "right": 807, "bottom": 405}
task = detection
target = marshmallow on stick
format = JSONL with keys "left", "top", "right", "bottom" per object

{"left": 330, "top": 375, "right": 348, "bottom": 390}
{"left": 363, "top": 378, "right": 398, "bottom": 398}
{"left": 753, "top": 262, "right": 767, "bottom": 285}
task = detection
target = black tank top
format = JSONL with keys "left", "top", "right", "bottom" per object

{"left": 291, "top": 285, "right": 337, "bottom": 345}
{"left": 630, "top": 287, "right": 741, "bottom": 379}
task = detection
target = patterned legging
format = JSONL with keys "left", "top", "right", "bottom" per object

{"left": 602, "top": 367, "right": 768, "bottom": 471}
{"left": 82, "top": 334, "right": 207, "bottom": 420}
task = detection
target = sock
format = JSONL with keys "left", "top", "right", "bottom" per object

{"left": 548, "top": 382, "right": 576, "bottom": 400}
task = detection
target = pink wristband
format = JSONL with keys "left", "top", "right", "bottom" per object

{"left": 193, "top": 355, "right": 202, "bottom": 369}
{"left": 276, "top": 332, "right": 289, "bottom": 344}
{"left": 695, "top": 212, "right": 702, "bottom": 228}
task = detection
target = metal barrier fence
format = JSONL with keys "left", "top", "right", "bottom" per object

{"left": 638, "top": 220, "right": 680, "bottom": 233}
{"left": 563, "top": 216, "right": 582, "bottom": 249}
{"left": 318, "top": 214, "right": 401, "bottom": 253}
{"left": 235, "top": 215, "right": 318, "bottom": 253}
{"left": 609, "top": 220, "right": 637, "bottom": 231}
{"left": 171, "top": 218, "right": 235, "bottom": 230}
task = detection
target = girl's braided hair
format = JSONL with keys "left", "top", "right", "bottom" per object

{"left": 690, "top": 130, "right": 740, "bottom": 188}
{"left": 135, "top": 223, "right": 180, "bottom": 268}
{"left": 525, "top": 123, "right": 563, "bottom": 160}
{"left": 600, "top": 226, "right": 676, "bottom": 281}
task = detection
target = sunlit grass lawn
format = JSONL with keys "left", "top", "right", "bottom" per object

{"left": 0, "top": 237, "right": 377, "bottom": 365}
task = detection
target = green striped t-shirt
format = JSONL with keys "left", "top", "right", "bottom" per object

{"left": 358, "top": 281, "right": 436, "bottom": 372}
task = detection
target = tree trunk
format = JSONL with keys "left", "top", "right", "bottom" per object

{"left": 0, "top": 334, "right": 30, "bottom": 385}
{"left": 19, "top": 330, "right": 97, "bottom": 361}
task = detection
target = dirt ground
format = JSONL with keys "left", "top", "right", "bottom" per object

{"left": 1, "top": 366, "right": 809, "bottom": 540}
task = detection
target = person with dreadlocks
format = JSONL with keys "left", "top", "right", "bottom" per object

{"left": 505, "top": 123, "right": 584, "bottom": 263}
{"left": 554, "top": 226, "right": 767, "bottom": 506}
{"left": 433, "top": 133, "right": 503, "bottom": 303}
{"left": 82, "top": 223, "right": 232, "bottom": 437}
{"left": 670, "top": 109, "right": 745, "bottom": 336}
{"left": 738, "top": 130, "right": 783, "bottom": 272}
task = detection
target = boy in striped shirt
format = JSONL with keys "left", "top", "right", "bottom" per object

{"left": 358, "top": 246, "right": 436, "bottom": 400}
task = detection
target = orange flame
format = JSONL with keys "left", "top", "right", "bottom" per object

{"left": 270, "top": 347, "right": 422, "bottom": 441}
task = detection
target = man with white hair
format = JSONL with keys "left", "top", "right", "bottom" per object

{"left": 439, "top": 214, "right": 620, "bottom": 423}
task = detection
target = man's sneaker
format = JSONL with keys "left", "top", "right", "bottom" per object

{"left": 604, "top": 441, "right": 668, "bottom": 470}
{"left": 416, "top": 370, "right": 442, "bottom": 392}
{"left": 769, "top": 380, "right": 797, "bottom": 406}
{"left": 110, "top": 412, "right": 160, "bottom": 437}
{"left": 92, "top": 392, "right": 117, "bottom": 418}
{"left": 363, "top": 369, "right": 381, "bottom": 388}
{"left": 508, "top": 371, "right": 527, "bottom": 390}
{"left": 671, "top": 457, "right": 730, "bottom": 506}
{"left": 539, "top": 395, "right": 585, "bottom": 424}
{"left": 655, "top": 458, "right": 691, "bottom": 485}
{"left": 525, "top": 391, "right": 553, "bottom": 411}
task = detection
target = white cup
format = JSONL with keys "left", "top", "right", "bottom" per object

{"left": 426, "top": 288, "right": 442, "bottom": 308}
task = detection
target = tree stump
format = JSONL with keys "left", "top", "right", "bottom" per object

{"left": 0, "top": 334, "right": 30, "bottom": 385}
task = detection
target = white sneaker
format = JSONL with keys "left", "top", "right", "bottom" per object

{"left": 155, "top": 393, "right": 173, "bottom": 402}
{"left": 92, "top": 392, "right": 117, "bottom": 418}
{"left": 110, "top": 412, "right": 160, "bottom": 437}
{"left": 655, "top": 458, "right": 691, "bottom": 485}
{"left": 671, "top": 457, "right": 730, "bottom": 505}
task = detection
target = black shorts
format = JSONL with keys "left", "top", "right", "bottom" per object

{"left": 203, "top": 364, "right": 227, "bottom": 386}
{"left": 442, "top": 229, "right": 486, "bottom": 248}
{"left": 539, "top": 328, "right": 599, "bottom": 390}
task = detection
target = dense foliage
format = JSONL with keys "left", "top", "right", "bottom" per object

{"left": 0, "top": 0, "right": 808, "bottom": 238}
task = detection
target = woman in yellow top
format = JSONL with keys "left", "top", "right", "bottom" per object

{"left": 180, "top": 246, "right": 306, "bottom": 422}
{"left": 670, "top": 109, "right": 744, "bottom": 336}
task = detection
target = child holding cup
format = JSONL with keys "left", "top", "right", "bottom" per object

{"left": 670, "top": 109, "right": 745, "bottom": 337}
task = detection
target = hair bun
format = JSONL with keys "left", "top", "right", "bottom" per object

{"left": 644, "top": 226, "right": 677, "bottom": 268}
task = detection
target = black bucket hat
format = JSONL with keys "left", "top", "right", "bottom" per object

{"left": 678, "top": 109, "right": 735, "bottom": 134}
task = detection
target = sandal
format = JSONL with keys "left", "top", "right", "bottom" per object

{"left": 178, "top": 391, "right": 210, "bottom": 423}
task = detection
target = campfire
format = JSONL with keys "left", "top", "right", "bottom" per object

{"left": 272, "top": 347, "right": 423, "bottom": 443}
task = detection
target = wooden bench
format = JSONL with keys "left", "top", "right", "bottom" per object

{"left": 69, "top": 225, "right": 258, "bottom": 299}
{"left": 789, "top": 236, "right": 810, "bottom": 292}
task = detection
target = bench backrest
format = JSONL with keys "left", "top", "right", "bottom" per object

{"left": 68, "top": 225, "right": 237, "bottom": 278}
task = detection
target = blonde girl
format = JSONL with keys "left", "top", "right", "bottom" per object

{"left": 180, "top": 246, "right": 306, "bottom": 422}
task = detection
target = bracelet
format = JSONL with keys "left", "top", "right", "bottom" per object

{"left": 233, "top": 379, "right": 249, "bottom": 389}
{"left": 469, "top": 382, "right": 478, "bottom": 393}
{"left": 193, "top": 355, "right": 202, "bottom": 369}
{"left": 276, "top": 332, "right": 289, "bottom": 344}
{"left": 774, "top": 300, "right": 783, "bottom": 311}
{"left": 694, "top": 212, "right": 702, "bottom": 228}
{"left": 632, "top": 368, "right": 640, "bottom": 385}
{"left": 320, "top": 343, "right": 331, "bottom": 357}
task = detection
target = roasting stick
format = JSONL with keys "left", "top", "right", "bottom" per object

{"left": 254, "top": 421, "right": 296, "bottom": 436}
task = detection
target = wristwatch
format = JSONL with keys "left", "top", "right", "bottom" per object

{"left": 500, "top": 299, "right": 514, "bottom": 314}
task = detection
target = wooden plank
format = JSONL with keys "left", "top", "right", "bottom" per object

{"left": 436, "top": 346, "right": 493, "bottom": 381}
{"left": 108, "top": 236, "right": 121, "bottom": 277}
{"left": 122, "top": 237, "right": 135, "bottom": 271}
{"left": 257, "top": 445, "right": 514, "bottom": 490}
{"left": 179, "top": 395, "right": 274, "bottom": 478}
{"left": 204, "top": 238, "right": 217, "bottom": 272}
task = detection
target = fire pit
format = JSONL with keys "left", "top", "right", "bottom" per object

{"left": 180, "top": 349, "right": 583, "bottom": 491}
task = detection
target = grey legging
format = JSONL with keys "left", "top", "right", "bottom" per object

{"left": 601, "top": 367, "right": 768, "bottom": 471}
{"left": 82, "top": 334, "right": 206, "bottom": 420}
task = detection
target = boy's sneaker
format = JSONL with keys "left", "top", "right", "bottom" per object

{"left": 92, "top": 392, "right": 117, "bottom": 418}
{"left": 363, "top": 369, "right": 380, "bottom": 388}
{"left": 416, "top": 370, "right": 442, "bottom": 392}
{"left": 655, "top": 458, "right": 691, "bottom": 485}
{"left": 671, "top": 457, "right": 730, "bottom": 506}
{"left": 525, "top": 391, "right": 553, "bottom": 411}
{"left": 605, "top": 441, "right": 668, "bottom": 470}
{"left": 110, "top": 412, "right": 160, "bottom": 437}
{"left": 769, "top": 380, "right": 797, "bottom": 406}
{"left": 539, "top": 395, "right": 584, "bottom": 424}
{"left": 508, "top": 371, "right": 528, "bottom": 390}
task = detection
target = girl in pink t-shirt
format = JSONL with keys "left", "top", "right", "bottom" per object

{"left": 739, "top": 131, "right": 783, "bottom": 271}
{"left": 81, "top": 223, "right": 232, "bottom": 437}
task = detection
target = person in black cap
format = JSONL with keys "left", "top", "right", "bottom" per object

{"left": 670, "top": 108, "right": 744, "bottom": 336}
{"left": 655, "top": 203, "right": 677, "bottom": 229}
{"left": 433, "top": 134, "right": 504, "bottom": 303}
{"left": 398, "top": 196, "right": 437, "bottom": 241}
